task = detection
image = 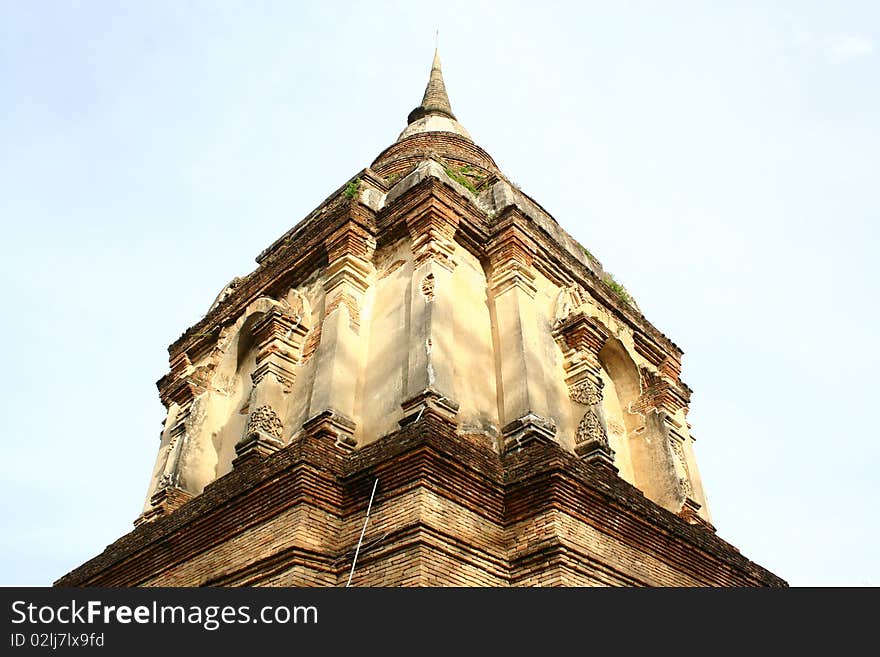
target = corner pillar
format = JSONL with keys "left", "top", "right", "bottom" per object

{"left": 488, "top": 225, "right": 557, "bottom": 451}
{"left": 399, "top": 207, "right": 460, "bottom": 426}
{"left": 633, "top": 365, "right": 703, "bottom": 514}
{"left": 306, "top": 222, "right": 375, "bottom": 449}
{"left": 138, "top": 353, "right": 209, "bottom": 524}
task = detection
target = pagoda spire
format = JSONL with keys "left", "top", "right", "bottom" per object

{"left": 407, "top": 48, "right": 457, "bottom": 124}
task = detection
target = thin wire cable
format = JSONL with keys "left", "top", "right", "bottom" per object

{"left": 346, "top": 478, "right": 379, "bottom": 587}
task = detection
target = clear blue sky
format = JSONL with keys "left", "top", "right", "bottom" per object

{"left": 2, "top": 1, "right": 877, "bottom": 586}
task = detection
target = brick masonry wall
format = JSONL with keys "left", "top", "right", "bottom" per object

{"left": 56, "top": 417, "right": 786, "bottom": 587}
{"left": 371, "top": 132, "right": 498, "bottom": 181}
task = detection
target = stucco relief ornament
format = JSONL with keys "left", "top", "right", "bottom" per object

{"left": 553, "top": 284, "right": 590, "bottom": 324}
{"left": 669, "top": 438, "right": 694, "bottom": 497}
{"left": 286, "top": 288, "right": 307, "bottom": 322}
{"left": 569, "top": 379, "right": 603, "bottom": 406}
{"left": 679, "top": 474, "right": 694, "bottom": 498}
{"left": 576, "top": 409, "right": 609, "bottom": 448}
{"left": 154, "top": 435, "right": 180, "bottom": 490}
{"left": 420, "top": 273, "right": 435, "bottom": 301}
{"left": 246, "top": 405, "right": 283, "bottom": 439}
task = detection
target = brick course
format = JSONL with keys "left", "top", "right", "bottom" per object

{"left": 56, "top": 417, "right": 785, "bottom": 587}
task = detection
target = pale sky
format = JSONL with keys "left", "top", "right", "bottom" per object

{"left": 2, "top": 1, "right": 877, "bottom": 586}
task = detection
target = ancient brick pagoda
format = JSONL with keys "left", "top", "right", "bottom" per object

{"left": 58, "top": 51, "right": 784, "bottom": 587}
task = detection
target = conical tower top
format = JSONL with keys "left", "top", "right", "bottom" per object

{"left": 408, "top": 48, "right": 457, "bottom": 123}
{"left": 398, "top": 48, "right": 471, "bottom": 142}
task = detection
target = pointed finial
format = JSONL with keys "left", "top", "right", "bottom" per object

{"left": 407, "top": 44, "right": 457, "bottom": 124}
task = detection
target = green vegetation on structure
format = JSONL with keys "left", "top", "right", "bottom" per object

{"left": 344, "top": 177, "right": 361, "bottom": 200}
{"left": 603, "top": 274, "right": 632, "bottom": 305}
{"left": 579, "top": 244, "right": 598, "bottom": 263}
{"left": 443, "top": 166, "right": 478, "bottom": 194}
{"left": 444, "top": 164, "right": 493, "bottom": 195}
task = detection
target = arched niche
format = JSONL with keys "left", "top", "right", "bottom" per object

{"left": 599, "top": 338, "right": 681, "bottom": 511}
{"left": 193, "top": 296, "right": 295, "bottom": 484}
{"left": 209, "top": 312, "right": 263, "bottom": 478}
{"left": 598, "top": 339, "right": 641, "bottom": 484}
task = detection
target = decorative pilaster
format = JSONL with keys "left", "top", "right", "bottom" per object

{"left": 500, "top": 413, "right": 557, "bottom": 451}
{"left": 399, "top": 388, "right": 460, "bottom": 426}
{"left": 407, "top": 205, "right": 457, "bottom": 272}
{"left": 553, "top": 311, "right": 616, "bottom": 468}
{"left": 631, "top": 366, "right": 691, "bottom": 419}
{"left": 487, "top": 225, "right": 537, "bottom": 298}
{"left": 678, "top": 497, "right": 715, "bottom": 532}
{"left": 631, "top": 365, "right": 696, "bottom": 502}
{"left": 139, "top": 353, "right": 209, "bottom": 523}
{"left": 668, "top": 429, "right": 695, "bottom": 499}
{"left": 134, "top": 486, "right": 194, "bottom": 527}
{"left": 632, "top": 334, "right": 694, "bottom": 473}
{"left": 305, "top": 222, "right": 376, "bottom": 450}
{"left": 488, "top": 224, "right": 556, "bottom": 452}
{"left": 157, "top": 353, "right": 208, "bottom": 489}
{"left": 400, "top": 206, "right": 460, "bottom": 426}
{"left": 234, "top": 304, "right": 309, "bottom": 465}
{"left": 156, "top": 416, "right": 188, "bottom": 490}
